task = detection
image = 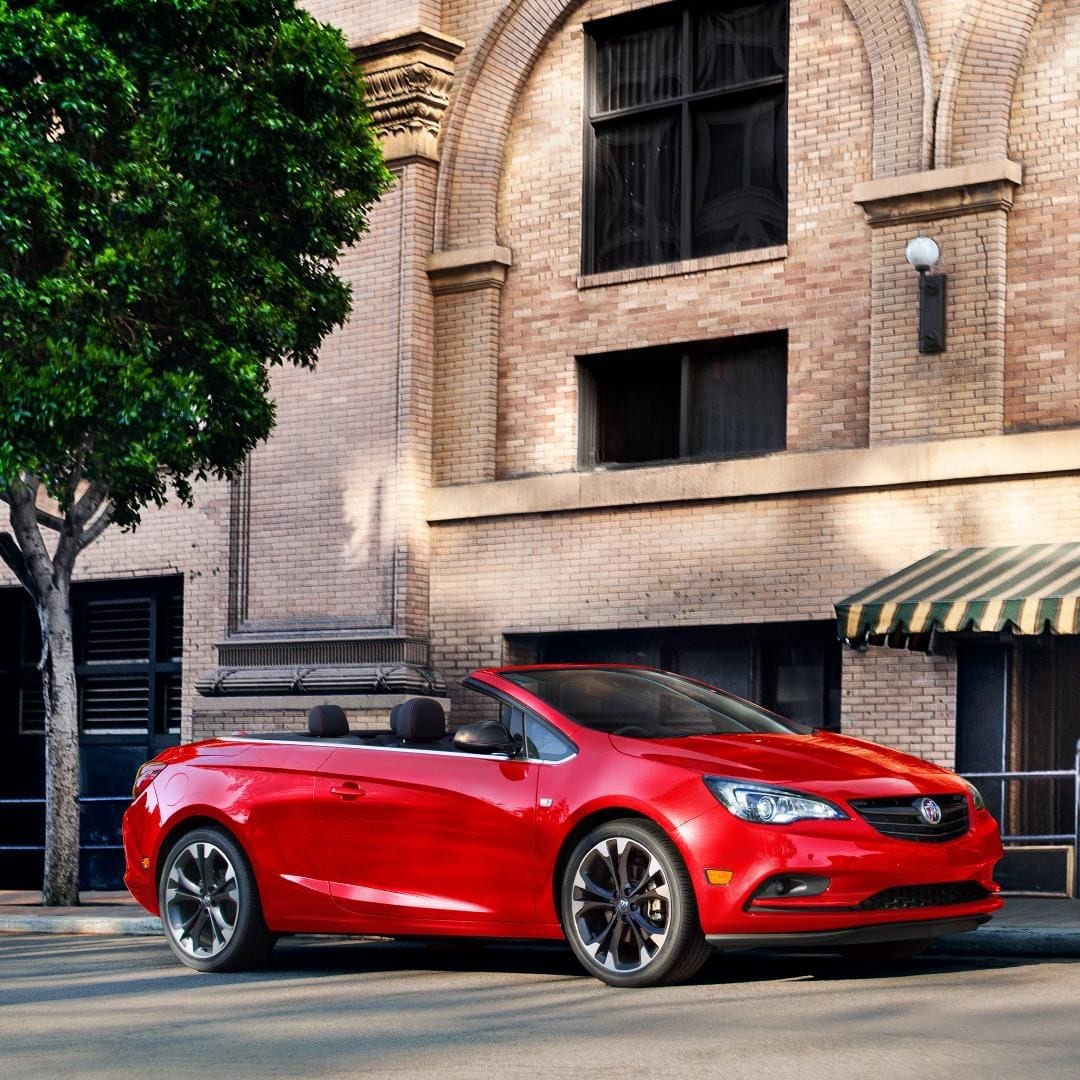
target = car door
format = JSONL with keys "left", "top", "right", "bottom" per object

{"left": 314, "top": 743, "right": 539, "bottom": 929}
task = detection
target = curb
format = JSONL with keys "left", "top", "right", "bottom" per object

{"left": 0, "top": 915, "right": 162, "bottom": 936}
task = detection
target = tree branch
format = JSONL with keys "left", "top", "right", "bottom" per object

{"left": 0, "top": 489, "right": 65, "bottom": 533}
{"left": 71, "top": 479, "right": 108, "bottom": 529}
{"left": 5, "top": 477, "right": 53, "bottom": 596}
{"left": 54, "top": 480, "right": 111, "bottom": 574}
{"left": 0, "top": 532, "right": 40, "bottom": 601}
{"left": 78, "top": 502, "right": 113, "bottom": 551}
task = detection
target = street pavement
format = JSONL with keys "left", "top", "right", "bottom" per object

{"left": 1, "top": 932, "right": 1079, "bottom": 1078}
{"left": 4, "top": 888, "right": 1080, "bottom": 956}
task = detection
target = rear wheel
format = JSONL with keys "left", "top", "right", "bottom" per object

{"left": 158, "top": 826, "right": 275, "bottom": 972}
{"left": 561, "top": 819, "right": 712, "bottom": 987}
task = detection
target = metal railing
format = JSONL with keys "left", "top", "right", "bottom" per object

{"left": 0, "top": 795, "right": 131, "bottom": 852}
{"left": 961, "top": 739, "right": 1080, "bottom": 898}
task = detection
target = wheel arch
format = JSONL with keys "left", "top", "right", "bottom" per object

{"left": 153, "top": 811, "right": 245, "bottom": 891}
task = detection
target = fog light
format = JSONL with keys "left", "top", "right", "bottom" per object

{"left": 706, "top": 869, "right": 734, "bottom": 886}
{"left": 752, "top": 874, "right": 831, "bottom": 901}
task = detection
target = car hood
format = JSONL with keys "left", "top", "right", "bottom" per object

{"left": 609, "top": 729, "right": 963, "bottom": 798}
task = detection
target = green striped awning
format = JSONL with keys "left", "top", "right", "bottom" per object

{"left": 836, "top": 543, "right": 1080, "bottom": 642}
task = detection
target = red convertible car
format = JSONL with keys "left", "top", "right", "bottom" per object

{"left": 124, "top": 665, "right": 1003, "bottom": 987}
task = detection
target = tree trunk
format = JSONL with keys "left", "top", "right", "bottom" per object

{"left": 39, "top": 579, "right": 81, "bottom": 906}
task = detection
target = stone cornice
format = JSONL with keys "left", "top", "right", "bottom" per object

{"left": 427, "top": 428, "right": 1080, "bottom": 523}
{"left": 353, "top": 27, "right": 464, "bottom": 164}
{"left": 853, "top": 160, "right": 1023, "bottom": 225}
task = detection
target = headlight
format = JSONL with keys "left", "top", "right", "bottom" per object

{"left": 704, "top": 777, "right": 848, "bottom": 825}
{"left": 962, "top": 779, "right": 987, "bottom": 811}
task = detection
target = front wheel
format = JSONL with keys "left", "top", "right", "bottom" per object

{"left": 560, "top": 819, "right": 712, "bottom": 987}
{"left": 158, "top": 826, "right": 276, "bottom": 972}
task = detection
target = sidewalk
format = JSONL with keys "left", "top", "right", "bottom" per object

{"left": 2, "top": 889, "right": 1080, "bottom": 956}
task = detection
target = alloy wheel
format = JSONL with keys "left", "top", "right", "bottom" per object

{"left": 570, "top": 834, "right": 671, "bottom": 975}
{"left": 164, "top": 840, "right": 240, "bottom": 959}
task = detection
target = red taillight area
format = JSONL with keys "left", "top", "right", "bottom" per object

{"left": 131, "top": 761, "right": 166, "bottom": 798}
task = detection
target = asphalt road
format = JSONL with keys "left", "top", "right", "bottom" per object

{"left": 2, "top": 934, "right": 1079, "bottom": 1079}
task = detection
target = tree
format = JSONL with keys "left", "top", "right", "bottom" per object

{"left": 0, "top": 0, "right": 391, "bottom": 904}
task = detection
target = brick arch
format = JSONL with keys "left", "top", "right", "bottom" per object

{"left": 434, "top": 0, "right": 932, "bottom": 254}
{"left": 434, "top": 0, "right": 588, "bottom": 253}
{"left": 934, "top": 0, "right": 1043, "bottom": 169}
{"left": 841, "top": 0, "right": 933, "bottom": 176}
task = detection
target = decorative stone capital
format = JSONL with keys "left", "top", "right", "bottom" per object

{"left": 852, "top": 160, "right": 1023, "bottom": 226}
{"left": 427, "top": 245, "right": 513, "bottom": 295}
{"left": 353, "top": 28, "right": 464, "bottom": 165}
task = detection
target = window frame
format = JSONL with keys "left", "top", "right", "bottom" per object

{"left": 578, "top": 330, "right": 787, "bottom": 469}
{"left": 581, "top": 0, "right": 789, "bottom": 275}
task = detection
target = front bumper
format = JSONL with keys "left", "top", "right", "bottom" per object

{"left": 707, "top": 914, "right": 990, "bottom": 951}
{"left": 677, "top": 802, "right": 1004, "bottom": 938}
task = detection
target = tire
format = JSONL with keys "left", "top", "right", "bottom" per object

{"left": 560, "top": 819, "right": 712, "bottom": 988}
{"left": 839, "top": 937, "right": 932, "bottom": 963}
{"left": 158, "top": 825, "right": 276, "bottom": 973}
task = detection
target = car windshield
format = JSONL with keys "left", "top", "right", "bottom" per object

{"left": 500, "top": 667, "right": 811, "bottom": 738}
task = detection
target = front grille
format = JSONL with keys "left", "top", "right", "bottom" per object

{"left": 849, "top": 793, "right": 969, "bottom": 843}
{"left": 858, "top": 882, "right": 990, "bottom": 911}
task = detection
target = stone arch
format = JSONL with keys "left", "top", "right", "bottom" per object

{"left": 934, "top": 0, "right": 1044, "bottom": 169}
{"left": 841, "top": 0, "right": 933, "bottom": 176}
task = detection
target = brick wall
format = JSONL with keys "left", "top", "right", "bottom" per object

{"left": 243, "top": 181, "right": 403, "bottom": 630}
{"left": 479, "top": 0, "right": 874, "bottom": 481}
{"left": 842, "top": 644, "right": 957, "bottom": 767}
{"left": 870, "top": 210, "right": 1007, "bottom": 443}
{"left": 1005, "top": 0, "right": 1080, "bottom": 430}
{"left": 431, "top": 472, "right": 1080, "bottom": 726}
{"left": 302, "top": 1, "right": 442, "bottom": 45}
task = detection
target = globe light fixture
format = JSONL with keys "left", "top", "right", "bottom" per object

{"left": 905, "top": 235, "right": 946, "bottom": 353}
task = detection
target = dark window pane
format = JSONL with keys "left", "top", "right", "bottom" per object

{"left": 83, "top": 598, "right": 152, "bottom": 662}
{"left": 687, "top": 338, "right": 786, "bottom": 457}
{"left": 691, "top": 90, "right": 786, "bottom": 255}
{"left": 594, "top": 18, "right": 682, "bottom": 113}
{"left": 19, "top": 679, "right": 44, "bottom": 735}
{"left": 760, "top": 643, "right": 824, "bottom": 726}
{"left": 163, "top": 593, "right": 184, "bottom": 662}
{"left": 592, "top": 353, "right": 680, "bottom": 464}
{"left": 593, "top": 112, "right": 681, "bottom": 272}
{"left": 81, "top": 676, "right": 151, "bottom": 735}
{"left": 160, "top": 673, "right": 182, "bottom": 736}
{"left": 693, "top": 2, "right": 787, "bottom": 91}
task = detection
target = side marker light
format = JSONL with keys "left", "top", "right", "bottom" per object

{"left": 706, "top": 869, "right": 734, "bottom": 886}
{"left": 141, "top": 857, "right": 151, "bottom": 870}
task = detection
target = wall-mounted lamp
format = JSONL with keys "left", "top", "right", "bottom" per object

{"left": 905, "top": 236, "right": 946, "bottom": 354}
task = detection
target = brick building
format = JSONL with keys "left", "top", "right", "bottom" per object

{"left": 2, "top": 0, "right": 1079, "bottom": 892}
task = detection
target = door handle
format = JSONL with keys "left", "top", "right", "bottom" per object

{"left": 330, "top": 782, "right": 365, "bottom": 800}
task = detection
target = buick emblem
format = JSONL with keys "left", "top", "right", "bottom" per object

{"left": 917, "top": 798, "right": 943, "bottom": 825}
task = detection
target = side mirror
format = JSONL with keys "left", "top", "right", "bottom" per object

{"left": 453, "top": 721, "right": 521, "bottom": 756}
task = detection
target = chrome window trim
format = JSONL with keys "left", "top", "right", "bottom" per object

{"left": 218, "top": 734, "right": 578, "bottom": 766}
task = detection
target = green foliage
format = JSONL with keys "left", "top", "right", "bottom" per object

{"left": 0, "top": 0, "right": 391, "bottom": 525}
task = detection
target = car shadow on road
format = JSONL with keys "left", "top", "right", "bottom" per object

{"left": 264, "top": 936, "right": 1041, "bottom": 986}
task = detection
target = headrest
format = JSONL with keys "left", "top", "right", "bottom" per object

{"left": 308, "top": 704, "right": 348, "bottom": 738}
{"left": 390, "top": 698, "right": 445, "bottom": 741}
